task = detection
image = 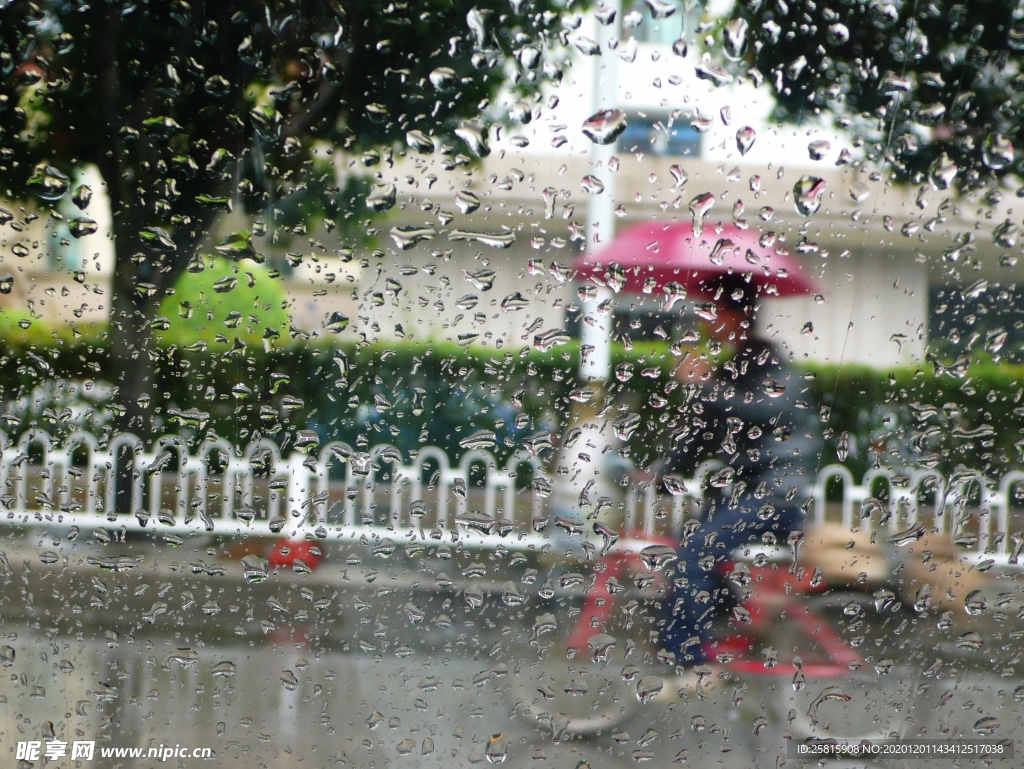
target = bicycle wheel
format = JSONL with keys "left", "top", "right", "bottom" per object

{"left": 506, "top": 644, "right": 642, "bottom": 737}
{"left": 769, "top": 593, "right": 920, "bottom": 742}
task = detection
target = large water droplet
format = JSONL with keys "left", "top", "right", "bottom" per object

{"left": 723, "top": 17, "right": 748, "bottom": 60}
{"left": 455, "top": 119, "right": 490, "bottom": 157}
{"left": 642, "top": 0, "right": 676, "bottom": 19}
{"left": 963, "top": 589, "right": 988, "bottom": 616}
{"left": 69, "top": 217, "right": 99, "bottom": 238}
{"left": 366, "top": 182, "right": 397, "bottom": 211}
{"left": 27, "top": 163, "right": 70, "bottom": 201}
{"left": 406, "top": 130, "right": 434, "bottom": 154}
{"left": 581, "top": 108, "right": 627, "bottom": 145}
{"left": 455, "top": 190, "right": 481, "bottom": 214}
{"left": 241, "top": 554, "right": 269, "bottom": 584}
{"left": 429, "top": 66, "right": 457, "bottom": 90}
{"left": 612, "top": 412, "right": 641, "bottom": 440}
{"left": 736, "top": 127, "right": 756, "bottom": 155}
{"left": 982, "top": 133, "right": 1014, "bottom": 170}
{"left": 793, "top": 176, "right": 827, "bottom": 216}
{"left": 587, "top": 632, "right": 617, "bottom": 663}
{"left": 928, "top": 152, "right": 958, "bottom": 190}
{"left": 914, "top": 102, "right": 946, "bottom": 126}
{"left": 956, "top": 631, "right": 984, "bottom": 650}
{"left": 807, "top": 139, "right": 830, "bottom": 160}
{"left": 889, "top": 522, "right": 926, "bottom": 547}
{"left": 689, "top": 192, "right": 715, "bottom": 236}
{"left": 639, "top": 544, "right": 676, "bottom": 571}
{"left": 836, "top": 431, "right": 849, "bottom": 461}
{"left": 826, "top": 23, "right": 849, "bottom": 45}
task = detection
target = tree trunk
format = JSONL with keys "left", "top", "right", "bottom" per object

{"left": 108, "top": 274, "right": 161, "bottom": 439}
{"left": 107, "top": 208, "right": 162, "bottom": 440}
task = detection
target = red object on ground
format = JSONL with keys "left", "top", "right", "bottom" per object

{"left": 570, "top": 221, "right": 818, "bottom": 297}
{"left": 268, "top": 538, "right": 323, "bottom": 571}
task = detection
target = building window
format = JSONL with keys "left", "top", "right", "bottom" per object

{"left": 617, "top": 116, "right": 701, "bottom": 156}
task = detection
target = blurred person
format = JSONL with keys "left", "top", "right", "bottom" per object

{"left": 656, "top": 273, "right": 823, "bottom": 669}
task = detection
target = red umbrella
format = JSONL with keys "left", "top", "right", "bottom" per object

{"left": 571, "top": 221, "right": 818, "bottom": 298}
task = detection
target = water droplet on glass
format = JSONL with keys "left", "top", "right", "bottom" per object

{"left": 873, "top": 588, "right": 895, "bottom": 612}
{"left": 956, "top": 631, "right": 984, "bottom": 650}
{"left": 72, "top": 184, "right": 92, "bottom": 209}
{"left": 501, "top": 292, "right": 529, "bottom": 311}
{"left": 451, "top": 230, "right": 516, "bottom": 249}
{"left": 455, "top": 190, "right": 481, "bottom": 214}
{"left": 982, "top": 133, "right": 1014, "bottom": 170}
{"left": 241, "top": 554, "right": 269, "bottom": 584}
{"left": 807, "top": 139, "right": 830, "bottom": 160}
{"left": 582, "top": 108, "right": 627, "bottom": 145}
{"left": 533, "top": 329, "right": 570, "bottom": 352}
{"left": 406, "top": 129, "right": 434, "bottom": 154}
{"left": 27, "top": 163, "right": 70, "bottom": 201}
{"left": 635, "top": 676, "right": 663, "bottom": 704}
{"left": 211, "top": 661, "right": 236, "bottom": 677}
{"left": 889, "top": 522, "right": 926, "bottom": 547}
{"left": 695, "top": 58, "right": 733, "bottom": 87}
{"left": 806, "top": 687, "right": 851, "bottom": 725}
{"left": 793, "top": 176, "right": 827, "bottom": 216}
{"left": 689, "top": 192, "right": 715, "bottom": 236}
{"left": 485, "top": 733, "right": 508, "bottom": 763}
{"left": 69, "top": 217, "right": 99, "bottom": 238}
{"left": 429, "top": 66, "right": 457, "bottom": 90}
{"left": 581, "top": 175, "right": 605, "bottom": 194}
{"left": 826, "top": 22, "right": 850, "bottom": 45}
{"left": 455, "top": 119, "right": 490, "bottom": 157}
{"left": 914, "top": 102, "right": 946, "bottom": 126}
{"left": 963, "top": 589, "right": 988, "bottom": 616}
{"left": 872, "top": 658, "right": 894, "bottom": 675}
{"left": 928, "top": 153, "right": 958, "bottom": 190}
{"left": 973, "top": 716, "right": 1000, "bottom": 736}
{"left": 366, "top": 182, "right": 397, "bottom": 211}
{"left": 728, "top": 126, "right": 756, "bottom": 161}
{"left": 639, "top": 544, "right": 676, "bottom": 571}
{"left": 612, "top": 412, "right": 641, "bottom": 440}
{"left": 723, "top": 17, "right": 748, "bottom": 60}
{"left": 587, "top": 632, "right": 617, "bottom": 663}
{"left": 459, "top": 429, "right": 497, "bottom": 450}
{"left": 390, "top": 226, "right": 437, "bottom": 250}
{"left": 836, "top": 431, "right": 849, "bottom": 461}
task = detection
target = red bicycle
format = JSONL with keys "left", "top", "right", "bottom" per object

{"left": 509, "top": 531, "right": 916, "bottom": 740}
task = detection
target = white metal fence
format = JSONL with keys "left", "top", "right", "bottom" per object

{"left": 2, "top": 430, "right": 1023, "bottom": 562}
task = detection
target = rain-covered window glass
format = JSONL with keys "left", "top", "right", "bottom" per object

{"left": 2, "top": 0, "right": 1024, "bottom": 766}
{"left": 625, "top": 0, "right": 686, "bottom": 45}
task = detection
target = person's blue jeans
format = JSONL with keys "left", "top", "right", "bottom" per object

{"left": 657, "top": 498, "right": 804, "bottom": 666}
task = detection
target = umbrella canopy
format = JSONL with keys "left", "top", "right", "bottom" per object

{"left": 570, "top": 221, "right": 818, "bottom": 298}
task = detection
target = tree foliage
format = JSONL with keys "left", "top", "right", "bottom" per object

{"left": 733, "top": 0, "right": 1023, "bottom": 191}
{"left": 0, "top": 0, "right": 570, "bottom": 433}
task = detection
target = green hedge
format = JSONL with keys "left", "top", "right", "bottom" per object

{"left": 0, "top": 328, "right": 1021, "bottom": 480}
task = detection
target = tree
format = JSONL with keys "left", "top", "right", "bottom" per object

{"left": 729, "top": 0, "right": 1023, "bottom": 192}
{"left": 0, "top": 0, "right": 569, "bottom": 436}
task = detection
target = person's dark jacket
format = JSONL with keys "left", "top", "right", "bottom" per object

{"left": 661, "top": 338, "right": 822, "bottom": 504}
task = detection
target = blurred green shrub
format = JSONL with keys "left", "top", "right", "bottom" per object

{"left": 155, "top": 256, "right": 289, "bottom": 349}
{"left": 0, "top": 330, "right": 1020, "bottom": 481}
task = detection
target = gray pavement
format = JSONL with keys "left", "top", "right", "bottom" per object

{"left": 0, "top": 534, "right": 1022, "bottom": 768}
